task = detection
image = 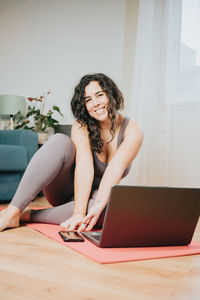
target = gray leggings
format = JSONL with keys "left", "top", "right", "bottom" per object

{"left": 11, "top": 134, "right": 102, "bottom": 225}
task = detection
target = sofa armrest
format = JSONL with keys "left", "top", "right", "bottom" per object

{"left": 0, "top": 130, "right": 38, "bottom": 162}
{"left": 0, "top": 144, "right": 28, "bottom": 171}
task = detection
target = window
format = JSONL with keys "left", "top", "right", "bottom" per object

{"left": 166, "top": 0, "right": 200, "bottom": 104}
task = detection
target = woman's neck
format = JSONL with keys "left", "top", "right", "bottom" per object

{"left": 99, "top": 112, "right": 121, "bottom": 132}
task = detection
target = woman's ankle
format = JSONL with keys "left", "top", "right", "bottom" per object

{"left": 6, "top": 204, "right": 21, "bottom": 217}
{"left": 20, "top": 209, "right": 32, "bottom": 223}
{"left": 0, "top": 204, "right": 21, "bottom": 232}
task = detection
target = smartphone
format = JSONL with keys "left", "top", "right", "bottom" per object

{"left": 58, "top": 231, "right": 84, "bottom": 242}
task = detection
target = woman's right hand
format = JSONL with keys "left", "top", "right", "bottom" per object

{"left": 60, "top": 213, "right": 84, "bottom": 231}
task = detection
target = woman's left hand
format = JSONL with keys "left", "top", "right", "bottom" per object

{"left": 77, "top": 201, "right": 105, "bottom": 232}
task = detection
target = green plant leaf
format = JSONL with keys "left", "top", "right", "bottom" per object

{"left": 53, "top": 105, "right": 63, "bottom": 116}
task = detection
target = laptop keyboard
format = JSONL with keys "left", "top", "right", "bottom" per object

{"left": 90, "top": 231, "right": 102, "bottom": 241}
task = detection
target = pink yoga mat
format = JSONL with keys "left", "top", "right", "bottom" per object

{"left": 26, "top": 222, "right": 200, "bottom": 264}
{"left": 1, "top": 207, "right": 200, "bottom": 264}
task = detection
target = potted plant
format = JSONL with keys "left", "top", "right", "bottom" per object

{"left": 14, "top": 90, "right": 63, "bottom": 144}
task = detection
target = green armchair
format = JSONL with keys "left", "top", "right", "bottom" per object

{"left": 0, "top": 130, "right": 38, "bottom": 202}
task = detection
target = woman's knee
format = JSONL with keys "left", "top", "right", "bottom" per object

{"left": 50, "top": 133, "right": 74, "bottom": 149}
{"left": 51, "top": 133, "right": 70, "bottom": 143}
{"left": 50, "top": 133, "right": 75, "bottom": 160}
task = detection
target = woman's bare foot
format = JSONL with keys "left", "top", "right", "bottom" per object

{"left": 0, "top": 205, "right": 21, "bottom": 232}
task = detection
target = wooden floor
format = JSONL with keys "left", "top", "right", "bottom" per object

{"left": 0, "top": 197, "right": 200, "bottom": 300}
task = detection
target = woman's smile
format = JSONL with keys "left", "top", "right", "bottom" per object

{"left": 94, "top": 107, "right": 106, "bottom": 114}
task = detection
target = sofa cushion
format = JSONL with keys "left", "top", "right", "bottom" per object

{"left": 0, "top": 145, "right": 27, "bottom": 171}
{"left": 0, "top": 173, "right": 23, "bottom": 200}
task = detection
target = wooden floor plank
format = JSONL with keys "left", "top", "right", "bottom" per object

{"left": 0, "top": 197, "right": 200, "bottom": 300}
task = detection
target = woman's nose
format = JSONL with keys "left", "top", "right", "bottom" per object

{"left": 92, "top": 97, "right": 99, "bottom": 107}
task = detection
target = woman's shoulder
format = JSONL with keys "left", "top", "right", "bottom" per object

{"left": 71, "top": 121, "right": 89, "bottom": 142}
{"left": 72, "top": 120, "right": 87, "bottom": 132}
{"left": 122, "top": 116, "right": 144, "bottom": 139}
{"left": 121, "top": 115, "right": 143, "bottom": 131}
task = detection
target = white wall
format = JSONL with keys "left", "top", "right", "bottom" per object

{"left": 0, "top": 0, "right": 126, "bottom": 124}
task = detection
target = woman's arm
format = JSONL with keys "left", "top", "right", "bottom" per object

{"left": 60, "top": 121, "right": 94, "bottom": 231}
{"left": 78, "top": 120, "right": 144, "bottom": 231}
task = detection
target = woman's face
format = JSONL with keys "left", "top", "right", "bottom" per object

{"left": 84, "top": 81, "right": 109, "bottom": 122}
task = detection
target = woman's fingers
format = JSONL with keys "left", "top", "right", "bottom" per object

{"left": 60, "top": 221, "right": 78, "bottom": 231}
{"left": 66, "top": 221, "right": 78, "bottom": 231}
{"left": 68, "top": 222, "right": 81, "bottom": 231}
{"left": 77, "top": 222, "right": 87, "bottom": 233}
{"left": 80, "top": 210, "right": 100, "bottom": 231}
{"left": 60, "top": 221, "right": 69, "bottom": 230}
{"left": 84, "top": 216, "right": 98, "bottom": 231}
{"left": 82, "top": 214, "right": 91, "bottom": 224}
{"left": 60, "top": 225, "right": 69, "bottom": 231}
{"left": 60, "top": 211, "right": 99, "bottom": 233}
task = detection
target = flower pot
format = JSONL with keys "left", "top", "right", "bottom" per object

{"left": 38, "top": 132, "right": 48, "bottom": 145}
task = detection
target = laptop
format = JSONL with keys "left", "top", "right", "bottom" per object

{"left": 82, "top": 185, "right": 200, "bottom": 248}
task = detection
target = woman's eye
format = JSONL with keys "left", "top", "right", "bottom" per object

{"left": 98, "top": 93, "right": 104, "bottom": 97}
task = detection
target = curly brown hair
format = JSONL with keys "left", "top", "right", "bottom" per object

{"left": 71, "top": 73, "right": 124, "bottom": 153}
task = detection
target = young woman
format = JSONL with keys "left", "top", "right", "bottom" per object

{"left": 0, "top": 73, "right": 143, "bottom": 232}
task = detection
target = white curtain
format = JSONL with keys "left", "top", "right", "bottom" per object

{"left": 124, "top": 0, "right": 200, "bottom": 187}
